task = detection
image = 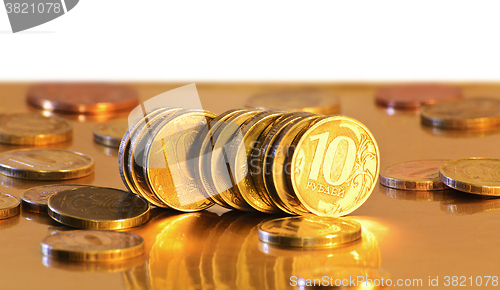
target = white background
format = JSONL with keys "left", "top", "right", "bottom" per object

{"left": 0, "top": 1, "right": 499, "bottom": 81}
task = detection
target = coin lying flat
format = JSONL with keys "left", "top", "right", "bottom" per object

{"left": 439, "top": 158, "right": 500, "bottom": 196}
{"left": 48, "top": 186, "right": 150, "bottom": 229}
{"left": 27, "top": 83, "right": 139, "bottom": 114}
{"left": 379, "top": 159, "right": 449, "bottom": 190}
{"left": 290, "top": 116, "right": 380, "bottom": 217}
{"left": 421, "top": 98, "right": 500, "bottom": 129}
{"left": 258, "top": 216, "right": 362, "bottom": 247}
{"left": 21, "top": 184, "right": 89, "bottom": 213}
{"left": 0, "top": 113, "right": 72, "bottom": 145}
{"left": 375, "top": 84, "right": 461, "bottom": 110}
{"left": 0, "top": 149, "right": 94, "bottom": 180}
{"left": 245, "top": 90, "right": 341, "bottom": 115}
{"left": 0, "top": 193, "right": 20, "bottom": 219}
{"left": 41, "top": 230, "right": 144, "bottom": 262}
{"left": 94, "top": 119, "right": 128, "bottom": 148}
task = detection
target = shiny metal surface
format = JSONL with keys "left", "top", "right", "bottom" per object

{"left": 0, "top": 82, "right": 499, "bottom": 289}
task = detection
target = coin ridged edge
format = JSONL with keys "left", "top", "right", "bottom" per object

{"left": 379, "top": 175, "right": 448, "bottom": 191}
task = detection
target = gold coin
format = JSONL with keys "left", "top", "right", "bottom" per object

{"left": 118, "top": 107, "right": 171, "bottom": 195}
{"left": 253, "top": 112, "right": 314, "bottom": 215}
{"left": 195, "top": 109, "right": 250, "bottom": 208}
{"left": 145, "top": 110, "right": 217, "bottom": 212}
{"left": 379, "top": 159, "right": 449, "bottom": 190}
{"left": 0, "top": 192, "right": 20, "bottom": 219}
{"left": 21, "top": 184, "right": 90, "bottom": 213}
{"left": 228, "top": 111, "right": 285, "bottom": 213}
{"left": 41, "top": 230, "right": 144, "bottom": 262}
{"left": 257, "top": 216, "right": 362, "bottom": 247}
{"left": 93, "top": 119, "right": 128, "bottom": 148}
{"left": 128, "top": 108, "right": 183, "bottom": 207}
{"left": 268, "top": 115, "right": 320, "bottom": 215}
{"left": 290, "top": 116, "right": 380, "bottom": 217}
{"left": 210, "top": 110, "right": 262, "bottom": 211}
{"left": 48, "top": 186, "right": 150, "bottom": 229}
{"left": 0, "top": 149, "right": 94, "bottom": 180}
{"left": 421, "top": 98, "right": 500, "bottom": 129}
{"left": 439, "top": 158, "right": 500, "bottom": 196}
{"left": 246, "top": 90, "right": 341, "bottom": 115}
{"left": 0, "top": 113, "right": 72, "bottom": 145}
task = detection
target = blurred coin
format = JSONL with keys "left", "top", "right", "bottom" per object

{"left": 290, "top": 116, "right": 379, "bottom": 217}
{"left": 228, "top": 111, "right": 284, "bottom": 213}
{"left": 27, "top": 83, "right": 139, "bottom": 114}
{"left": 41, "top": 230, "right": 144, "bottom": 262}
{"left": 440, "top": 158, "right": 500, "bottom": 196}
{"left": 258, "top": 216, "right": 361, "bottom": 247}
{"left": 145, "top": 110, "right": 217, "bottom": 212}
{"left": 246, "top": 90, "right": 340, "bottom": 115}
{"left": 21, "top": 184, "right": 89, "bottom": 213}
{"left": 0, "top": 192, "right": 20, "bottom": 219}
{"left": 421, "top": 98, "right": 500, "bottom": 129}
{"left": 0, "top": 113, "right": 72, "bottom": 145}
{"left": 375, "top": 84, "right": 461, "bottom": 110}
{"left": 379, "top": 159, "right": 449, "bottom": 190}
{"left": 0, "top": 149, "right": 94, "bottom": 180}
{"left": 48, "top": 186, "right": 150, "bottom": 229}
{"left": 94, "top": 119, "right": 128, "bottom": 148}
{"left": 210, "top": 110, "right": 261, "bottom": 211}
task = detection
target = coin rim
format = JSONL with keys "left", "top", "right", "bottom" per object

{"left": 0, "top": 192, "right": 20, "bottom": 219}
{"left": 379, "top": 159, "right": 450, "bottom": 191}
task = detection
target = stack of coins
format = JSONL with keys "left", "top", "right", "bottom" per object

{"left": 119, "top": 108, "right": 380, "bottom": 217}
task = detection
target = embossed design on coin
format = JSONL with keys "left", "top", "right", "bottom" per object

{"left": 375, "top": 84, "right": 461, "bottom": 110}
{"left": 41, "top": 230, "right": 144, "bottom": 262}
{"left": 440, "top": 158, "right": 500, "bottom": 196}
{"left": 0, "top": 149, "right": 94, "bottom": 180}
{"left": 291, "top": 116, "right": 379, "bottom": 217}
{"left": 94, "top": 119, "right": 128, "bottom": 148}
{"left": 421, "top": 98, "right": 500, "bottom": 129}
{"left": 246, "top": 90, "right": 341, "bottom": 115}
{"left": 0, "top": 113, "right": 72, "bottom": 145}
{"left": 380, "top": 159, "right": 449, "bottom": 190}
{"left": 48, "top": 187, "right": 150, "bottom": 229}
{"left": 0, "top": 192, "right": 20, "bottom": 219}
{"left": 258, "top": 216, "right": 362, "bottom": 247}
{"left": 27, "top": 83, "right": 139, "bottom": 114}
{"left": 21, "top": 184, "right": 89, "bottom": 213}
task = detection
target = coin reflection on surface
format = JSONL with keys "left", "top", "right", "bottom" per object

{"left": 297, "top": 266, "right": 390, "bottom": 289}
{"left": 93, "top": 142, "right": 119, "bottom": 157}
{"left": 42, "top": 255, "right": 146, "bottom": 273}
{"left": 380, "top": 186, "right": 456, "bottom": 202}
{"left": 0, "top": 214, "right": 20, "bottom": 230}
{"left": 22, "top": 209, "right": 60, "bottom": 226}
{"left": 422, "top": 125, "right": 500, "bottom": 139}
{"left": 440, "top": 193, "right": 500, "bottom": 214}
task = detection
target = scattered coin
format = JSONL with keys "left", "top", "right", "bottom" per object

{"left": 258, "top": 216, "right": 362, "bottom": 247}
{"left": 0, "top": 149, "right": 94, "bottom": 180}
{"left": 41, "top": 230, "right": 144, "bottom": 262}
{"left": 93, "top": 119, "right": 128, "bottom": 148}
{"left": 379, "top": 159, "right": 449, "bottom": 190}
{"left": 421, "top": 98, "right": 500, "bottom": 129}
{"left": 290, "top": 116, "right": 380, "bottom": 217}
{"left": 245, "top": 90, "right": 341, "bottom": 115}
{"left": 21, "top": 184, "right": 90, "bottom": 213}
{"left": 48, "top": 186, "right": 150, "bottom": 229}
{"left": 0, "top": 113, "right": 72, "bottom": 145}
{"left": 375, "top": 84, "right": 461, "bottom": 110}
{"left": 0, "top": 193, "right": 20, "bottom": 219}
{"left": 26, "top": 83, "right": 139, "bottom": 114}
{"left": 439, "top": 158, "right": 500, "bottom": 196}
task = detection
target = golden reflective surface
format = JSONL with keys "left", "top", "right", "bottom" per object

{"left": 1, "top": 82, "right": 500, "bottom": 289}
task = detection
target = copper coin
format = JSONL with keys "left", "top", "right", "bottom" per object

{"left": 379, "top": 159, "right": 449, "bottom": 190}
{"left": 375, "top": 84, "right": 462, "bottom": 110}
{"left": 26, "top": 83, "right": 139, "bottom": 114}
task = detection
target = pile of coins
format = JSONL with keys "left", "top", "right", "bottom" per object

{"left": 119, "top": 107, "right": 380, "bottom": 217}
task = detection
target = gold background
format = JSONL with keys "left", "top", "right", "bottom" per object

{"left": 0, "top": 82, "right": 498, "bottom": 289}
